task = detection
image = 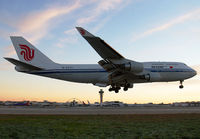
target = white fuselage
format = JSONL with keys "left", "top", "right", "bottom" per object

{"left": 28, "top": 62, "right": 196, "bottom": 85}
{"left": 8, "top": 34, "right": 197, "bottom": 92}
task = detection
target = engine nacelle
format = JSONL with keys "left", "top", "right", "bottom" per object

{"left": 123, "top": 62, "right": 143, "bottom": 73}
{"left": 144, "top": 74, "right": 150, "bottom": 81}
{"left": 141, "top": 73, "right": 161, "bottom": 82}
{"left": 148, "top": 72, "right": 161, "bottom": 82}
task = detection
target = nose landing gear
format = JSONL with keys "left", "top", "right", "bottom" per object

{"left": 179, "top": 80, "right": 184, "bottom": 89}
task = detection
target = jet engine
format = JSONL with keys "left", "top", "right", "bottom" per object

{"left": 122, "top": 61, "right": 143, "bottom": 73}
{"left": 140, "top": 73, "right": 161, "bottom": 82}
{"left": 148, "top": 72, "right": 161, "bottom": 81}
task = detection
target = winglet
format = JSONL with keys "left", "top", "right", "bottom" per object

{"left": 76, "top": 27, "right": 95, "bottom": 37}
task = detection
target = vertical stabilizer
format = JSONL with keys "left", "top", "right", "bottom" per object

{"left": 10, "top": 36, "right": 58, "bottom": 69}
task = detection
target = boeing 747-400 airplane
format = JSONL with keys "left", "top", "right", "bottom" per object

{"left": 5, "top": 27, "right": 197, "bottom": 93}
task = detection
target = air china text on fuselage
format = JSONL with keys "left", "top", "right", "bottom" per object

{"left": 5, "top": 27, "right": 196, "bottom": 93}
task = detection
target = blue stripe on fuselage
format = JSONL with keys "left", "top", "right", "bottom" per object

{"left": 147, "top": 68, "right": 194, "bottom": 72}
{"left": 29, "top": 68, "right": 194, "bottom": 75}
{"left": 30, "top": 69, "right": 107, "bottom": 75}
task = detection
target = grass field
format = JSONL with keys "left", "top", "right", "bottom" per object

{"left": 0, "top": 114, "right": 200, "bottom": 138}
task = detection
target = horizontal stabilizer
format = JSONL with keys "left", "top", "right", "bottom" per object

{"left": 4, "top": 57, "right": 42, "bottom": 71}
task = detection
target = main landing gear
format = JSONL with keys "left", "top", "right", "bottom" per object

{"left": 109, "top": 86, "right": 121, "bottom": 93}
{"left": 108, "top": 83, "right": 131, "bottom": 93}
{"left": 179, "top": 80, "right": 184, "bottom": 89}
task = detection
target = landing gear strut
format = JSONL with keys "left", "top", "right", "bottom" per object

{"left": 179, "top": 80, "right": 184, "bottom": 89}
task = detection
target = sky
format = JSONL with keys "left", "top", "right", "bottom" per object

{"left": 1, "top": 0, "right": 200, "bottom": 103}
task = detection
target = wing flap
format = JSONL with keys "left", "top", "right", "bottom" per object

{"left": 98, "top": 60, "right": 116, "bottom": 72}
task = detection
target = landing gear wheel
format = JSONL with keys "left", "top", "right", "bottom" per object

{"left": 108, "top": 85, "right": 121, "bottom": 93}
{"left": 123, "top": 87, "right": 128, "bottom": 91}
{"left": 179, "top": 85, "right": 184, "bottom": 89}
{"left": 115, "top": 90, "right": 119, "bottom": 93}
{"left": 179, "top": 80, "right": 184, "bottom": 89}
{"left": 114, "top": 87, "right": 120, "bottom": 93}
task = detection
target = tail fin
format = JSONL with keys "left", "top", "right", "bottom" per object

{"left": 10, "top": 36, "right": 57, "bottom": 69}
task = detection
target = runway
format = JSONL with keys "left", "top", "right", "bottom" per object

{"left": 1, "top": 106, "right": 200, "bottom": 115}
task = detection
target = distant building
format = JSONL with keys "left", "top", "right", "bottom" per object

{"left": 103, "top": 101, "right": 125, "bottom": 107}
{"left": 0, "top": 101, "right": 4, "bottom": 106}
{"left": 172, "top": 102, "right": 200, "bottom": 107}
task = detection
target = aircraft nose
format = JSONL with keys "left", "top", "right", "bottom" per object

{"left": 191, "top": 68, "right": 197, "bottom": 77}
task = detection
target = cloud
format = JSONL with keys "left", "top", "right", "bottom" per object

{"left": 3, "top": 0, "right": 131, "bottom": 54}
{"left": 0, "top": 29, "right": 10, "bottom": 40}
{"left": 58, "top": 0, "right": 130, "bottom": 47}
{"left": 3, "top": 1, "right": 82, "bottom": 57}
{"left": 4, "top": 45, "right": 15, "bottom": 57}
{"left": 54, "top": 28, "right": 79, "bottom": 48}
{"left": 0, "top": 61, "right": 13, "bottom": 71}
{"left": 56, "top": 36, "right": 78, "bottom": 48}
{"left": 76, "top": 0, "right": 123, "bottom": 26}
{"left": 131, "top": 9, "right": 200, "bottom": 42}
{"left": 64, "top": 28, "right": 77, "bottom": 35}
{"left": 16, "top": 1, "right": 81, "bottom": 43}
{"left": 1, "top": 46, "right": 15, "bottom": 70}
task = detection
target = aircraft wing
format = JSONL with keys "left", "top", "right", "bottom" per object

{"left": 76, "top": 27, "right": 144, "bottom": 87}
{"left": 76, "top": 27, "right": 124, "bottom": 60}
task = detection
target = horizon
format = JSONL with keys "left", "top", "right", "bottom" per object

{"left": 1, "top": 98, "right": 200, "bottom": 104}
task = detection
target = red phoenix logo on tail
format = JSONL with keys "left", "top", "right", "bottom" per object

{"left": 19, "top": 44, "right": 35, "bottom": 61}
